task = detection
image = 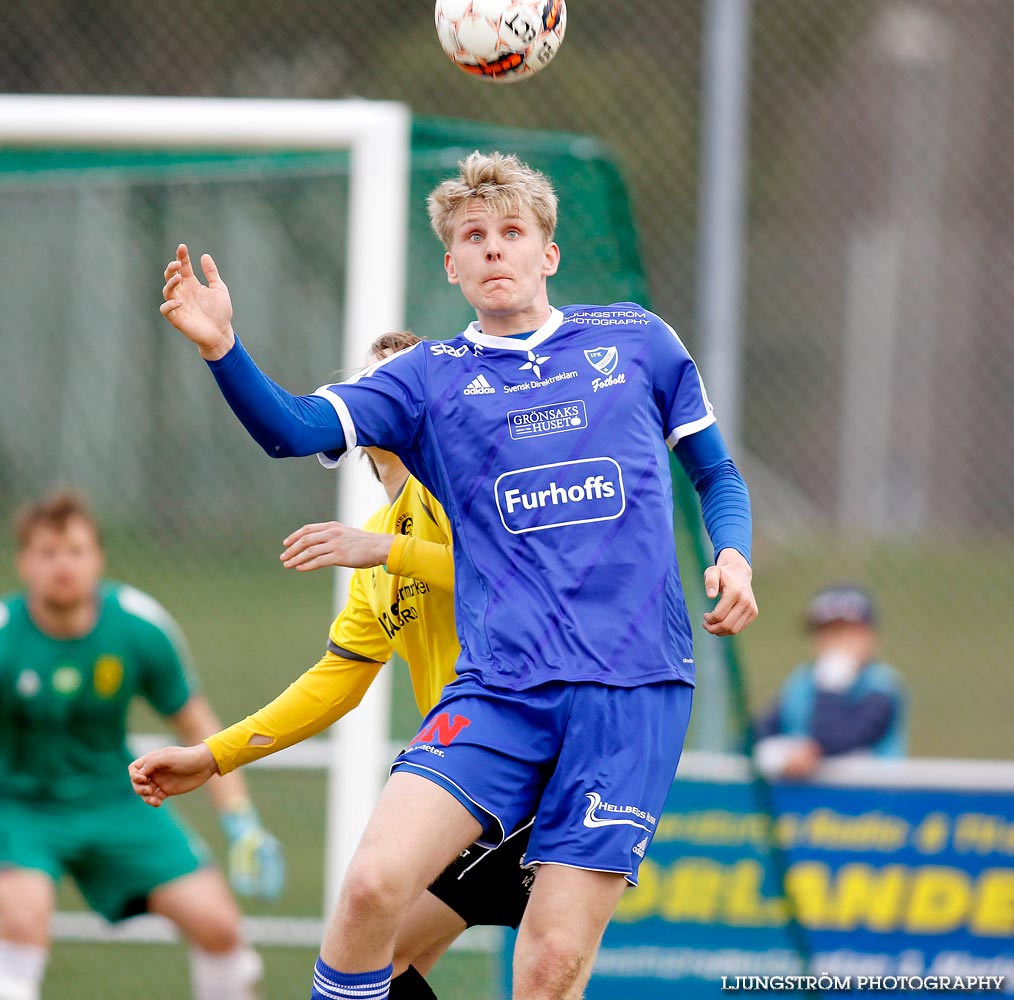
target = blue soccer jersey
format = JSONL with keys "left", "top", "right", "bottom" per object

{"left": 312, "top": 303, "right": 716, "bottom": 691}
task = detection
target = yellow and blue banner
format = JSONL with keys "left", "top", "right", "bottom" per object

{"left": 500, "top": 755, "right": 1014, "bottom": 997}
{"left": 585, "top": 755, "right": 1014, "bottom": 997}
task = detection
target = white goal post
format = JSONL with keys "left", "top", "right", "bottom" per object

{"left": 0, "top": 94, "right": 409, "bottom": 917}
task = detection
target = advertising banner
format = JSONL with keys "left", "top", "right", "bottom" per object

{"left": 567, "top": 756, "right": 1014, "bottom": 997}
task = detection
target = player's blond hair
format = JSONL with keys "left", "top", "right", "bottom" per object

{"left": 427, "top": 151, "right": 558, "bottom": 249}
{"left": 368, "top": 330, "right": 421, "bottom": 361}
{"left": 14, "top": 489, "right": 103, "bottom": 550}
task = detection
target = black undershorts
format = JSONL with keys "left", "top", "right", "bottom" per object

{"left": 427, "top": 817, "right": 535, "bottom": 928}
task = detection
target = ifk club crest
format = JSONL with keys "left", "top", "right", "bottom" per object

{"left": 584, "top": 346, "right": 618, "bottom": 377}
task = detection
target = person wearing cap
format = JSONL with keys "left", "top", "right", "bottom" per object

{"left": 752, "top": 585, "right": 907, "bottom": 780}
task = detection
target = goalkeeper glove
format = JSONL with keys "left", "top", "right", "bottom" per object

{"left": 221, "top": 802, "right": 286, "bottom": 902}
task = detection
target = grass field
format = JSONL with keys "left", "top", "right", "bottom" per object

{"left": 45, "top": 943, "right": 498, "bottom": 1000}
{"left": 3, "top": 527, "right": 1011, "bottom": 999}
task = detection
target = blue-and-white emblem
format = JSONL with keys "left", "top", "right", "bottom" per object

{"left": 583, "top": 346, "right": 618, "bottom": 376}
{"left": 520, "top": 349, "right": 550, "bottom": 380}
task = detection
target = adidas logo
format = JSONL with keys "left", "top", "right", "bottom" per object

{"left": 463, "top": 374, "right": 496, "bottom": 395}
{"left": 632, "top": 837, "right": 649, "bottom": 858}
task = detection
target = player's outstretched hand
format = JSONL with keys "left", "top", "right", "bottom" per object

{"left": 281, "top": 521, "right": 395, "bottom": 572}
{"left": 160, "top": 243, "right": 236, "bottom": 360}
{"left": 702, "top": 548, "right": 758, "bottom": 636}
{"left": 129, "top": 743, "right": 220, "bottom": 807}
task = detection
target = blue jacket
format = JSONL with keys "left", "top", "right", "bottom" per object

{"left": 756, "top": 661, "right": 907, "bottom": 757}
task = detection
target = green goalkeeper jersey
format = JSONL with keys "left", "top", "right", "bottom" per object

{"left": 0, "top": 582, "right": 196, "bottom": 805}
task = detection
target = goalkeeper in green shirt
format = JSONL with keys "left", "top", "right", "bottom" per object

{"left": 0, "top": 491, "right": 284, "bottom": 1000}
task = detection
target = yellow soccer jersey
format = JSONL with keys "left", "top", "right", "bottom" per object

{"left": 207, "top": 477, "right": 459, "bottom": 773}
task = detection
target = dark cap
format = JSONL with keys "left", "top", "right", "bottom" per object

{"left": 805, "top": 585, "right": 876, "bottom": 630}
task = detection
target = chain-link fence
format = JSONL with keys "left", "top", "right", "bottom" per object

{"left": 1, "top": 2, "right": 1012, "bottom": 998}
{"left": 741, "top": 0, "right": 1014, "bottom": 765}
{"left": 2, "top": 0, "right": 1010, "bottom": 746}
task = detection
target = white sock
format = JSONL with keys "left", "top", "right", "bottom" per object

{"left": 189, "top": 945, "right": 263, "bottom": 1000}
{"left": 0, "top": 941, "right": 47, "bottom": 1000}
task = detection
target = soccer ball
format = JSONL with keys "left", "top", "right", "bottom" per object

{"left": 435, "top": 0, "right": 567, "bottom": 83}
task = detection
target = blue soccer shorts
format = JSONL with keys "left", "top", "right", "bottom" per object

{"left": 391, "top": 676, "right": 693, "bottom": 884}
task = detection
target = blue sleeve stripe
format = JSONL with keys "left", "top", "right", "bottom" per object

{"left": 674, "top": 423, "right": 753, "bottom": 563}
{"left": 205, "top": 335, "right": 346, "bottom": 459}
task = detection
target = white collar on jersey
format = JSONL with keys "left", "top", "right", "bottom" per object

{"left": 463, "top": 306, "right": 564, "bottom": 352}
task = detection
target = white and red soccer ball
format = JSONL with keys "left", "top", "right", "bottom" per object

{"left": 435, "top": 0, "right": 567, "bottom": 83}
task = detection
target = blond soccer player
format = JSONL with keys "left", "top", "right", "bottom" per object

{"left": 151, "top": 151, "right": 757, "bottom": 1000}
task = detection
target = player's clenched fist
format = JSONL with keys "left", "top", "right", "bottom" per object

{"left": 160, "top": 243, "right": 236, "bottom": 361}
{"left": 702, "top": 548, "right": 758, "bottom": 636}
{"left": 129, "top": 743, "right": 220, "bottom": 806}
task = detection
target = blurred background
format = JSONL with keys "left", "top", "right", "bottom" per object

{"left": 1, "top": 1, "right": 1011, "bottom": 997}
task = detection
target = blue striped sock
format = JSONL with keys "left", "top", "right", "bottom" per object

{"left": 311, "top": 957, "right": 393, "bottom": 1000}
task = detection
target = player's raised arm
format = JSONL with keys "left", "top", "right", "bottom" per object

{"left": 158, "top": 244, "right": 347, "bottom": 459}
{"left": 161, "top": 243, "right": 236, "bottom": 360}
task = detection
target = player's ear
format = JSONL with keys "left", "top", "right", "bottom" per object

{"left": 444, "top": 251, "right": 459, "bottom": 285}
{"left": 542, "top": 242, "right": 560, "bottom": 278}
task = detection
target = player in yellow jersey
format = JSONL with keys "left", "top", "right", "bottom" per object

{"left": 130, "top": 333, "right": 532, "bottom": 1000}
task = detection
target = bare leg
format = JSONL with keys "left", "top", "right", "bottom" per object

{"left": 149, "top": 868, "right": 262, "bottom": 1000}
{"left": 0, "top": 869, "right": 53, "bottom": 1000}
{"left": 411, "top": 932, "right": 463, "bottom": 979}
{"left": 511, "top": 865, "right": 628, "bottom": 1000}
{"left": 0, "top": 870, "right": 54, "bottom": 948}
{"left": 148, "top": 868, "right": 243, "bottom": 953}
{"left": 320, "top": 771, "right": 482, "bottom": 973}
{"left": 392, "top": 892, "right": 466, "bottom": 977}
